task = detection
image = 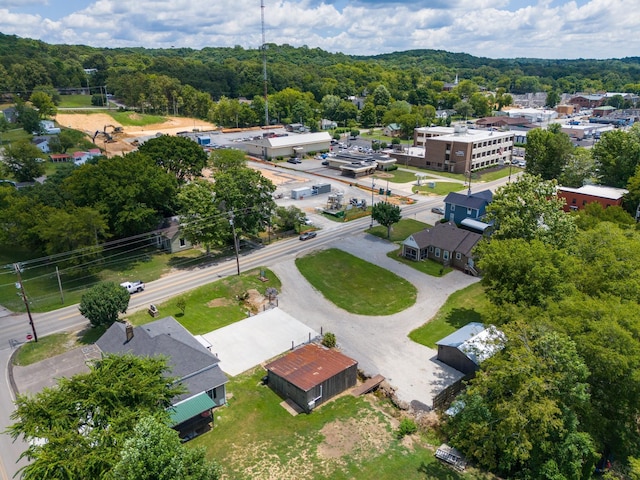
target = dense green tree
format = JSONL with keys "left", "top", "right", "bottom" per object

{"left": 558, "top": 148, "right": 598, "bottom": 188}
{"left": 137, "top": 135, "right": 208, "bottom": 183}
{"left": 453, "top": 100, "right": 474, "bottom": 119}
{"left": 63, "top": 152, "right": 177, "bottom": 237}
{"left": 486, "top": 174, "right": 577, "bottom": 247}
{"left": 1, "top": 139, "right": 46, "bottom": 181}
{"left": 453, "top": 79, "right": 479, "bottom": 99}
{"left": 79, "top": 281, "right": 130, "bottom": 327}
{"left": 372, "top": 84, "right": 392, "bottom": 107}
{"left": 32, "top": 206, "right": 108, "bottom": 264}
{"left": 477, "top": 238, "right": 573, "bottom": 308}
{"left": 176, "top": 179, "right": 228, "bottom": 252}
{"left": 273, "top": 205, "right": 305, "bottom": 231}
{"left": 29, "top": 91, "right": 57, "bottom": 118}
{"left": 545, "top": 89, "right": 561, "bottom": 108}
{"left": 16, "top": 105, "right": 42, "bottom": 134}
{"left": 446, "top": 322, "right": 596, "bottom": 479}
{"left": 592, "top": 127, "right": 640, "bottom": 188}
{"left": 210, "top": 147, "right": 247, "bottom": 172}
{"left": 212, "top": 166, "right": 276, "bottom": 236}
{"left": 469, "top": 92, "right": 491, "bottom": 117}
{"left": 371, "top": 201, "right": 402, "bottom": 239}
{"left": 525, "top": 125, "right": 574, "bottom": 180}
{"left": 0, "top": 185, "right": 45, "bottom": 248}
{"left": 359, "top": 102, "right": 377, "bottom": 128}
{"left": 111, "top": 416, "right": 221, "bottom": 480}
{"left": 8, "top": 354, "right": 182, "bottom": 480}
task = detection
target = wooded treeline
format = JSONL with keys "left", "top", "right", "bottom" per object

{"left": 2, "top": 33, "right": 640, "bottom": 126}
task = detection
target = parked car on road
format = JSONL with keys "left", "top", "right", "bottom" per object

{"left": 299, "top": 231, "right": 317, "bottom": 241}
{"left": 431, "top": 206, "right": 445, "bottom": 215}
{"left": 287, "top": 158, "right": 302, "bottom": 164}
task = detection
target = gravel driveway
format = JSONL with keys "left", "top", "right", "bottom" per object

{"left": 270, "top": 231, "right": 480, "bottom": 407}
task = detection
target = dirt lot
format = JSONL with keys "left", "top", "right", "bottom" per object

{"left": 55, "top": 112, "right": 217, "bottom": 156}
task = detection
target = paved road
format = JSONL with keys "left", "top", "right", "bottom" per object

{"left": 0, "top": 172, "right": 515, "bottom": 478}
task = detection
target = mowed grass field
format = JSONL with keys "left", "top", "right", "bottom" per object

{"left": 295, "top": 248, "right": 417, "bottom": 315}
{"left": 192, "top": 368, "right": 490, "bottom": 480}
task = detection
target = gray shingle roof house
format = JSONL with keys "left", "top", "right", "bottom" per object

{"left": 402, "top": 222, "right": 482, "bottom": 275}
{"left": 96, "top": 317, "right": 227, "bottom": 440}
{"left": 436, "top": 323, "right": 504, "bottom": 375}
{"left": 443, "top": 189, "right": 493, "bottom": 225}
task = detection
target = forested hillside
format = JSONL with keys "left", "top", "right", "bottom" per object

{"left": 2, "top": 32, "right": 640, "bottom": 107}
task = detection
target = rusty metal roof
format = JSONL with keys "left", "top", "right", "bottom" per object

{"left": 265, "top": 343, "right": 357, "bottom": 392}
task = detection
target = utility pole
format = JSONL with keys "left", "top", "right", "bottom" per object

{"left": 14, "top": 263, "right": 38, "bottom": 342}
{"left": 370, "top": 176, "right": 376, "bottom": 229}
{"left": 261, "top": 0, "right": 269, "bottom": 127}
{"left": 228, "top": 212, "right": 241, "bottom": 276}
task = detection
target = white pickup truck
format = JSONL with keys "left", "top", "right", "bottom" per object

{"left": 120, "top": 281, "right": 145, "bottom": 294}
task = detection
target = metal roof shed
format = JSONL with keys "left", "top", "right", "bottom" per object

{"left": 436, "top": 323, "right": 504, "bottom": 375}
{"left": 265, "top": 343, "right": 358, "bottom": 413}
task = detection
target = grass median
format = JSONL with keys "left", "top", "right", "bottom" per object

{"left": 295, "top": 248, "right": 416, "bottom": 315}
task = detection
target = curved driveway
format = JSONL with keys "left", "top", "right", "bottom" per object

{"left": 271, "top": 231, "right": 480, "bottom": 406}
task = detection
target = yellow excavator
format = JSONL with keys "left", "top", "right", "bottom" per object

{"left": 92, "top": 125, "right": 123, "bottom": 144}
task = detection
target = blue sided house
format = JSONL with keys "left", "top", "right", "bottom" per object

{"left": 443, "top": 189, "right": 493, "bottom": 226}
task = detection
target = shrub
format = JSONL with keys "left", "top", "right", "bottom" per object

{"left": 396, "top": 417, "right": 417, "bottom": 439}
{"left": 321, "top": 332, "right": 337, "bottom": 348}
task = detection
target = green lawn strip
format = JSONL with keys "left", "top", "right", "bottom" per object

{"left": 367, "top": 218, "right": 428, "bottom": 243}
{"left": 0, "top": 247, "right": 213, "bottom": 313}
{"left": 295, "top": 249, "right": 416, "bottom": 315}
{"left": 379, "top": 169, "right": 420, "bottom": 184}
{"left": 1, "top": 128, "right": 30, "bottom": 144}
{"left": 193, "top": 368, "right": 458, "bottom": 480}
{"left": 108, "top": 111, "right": 165, "bottom": 127}
{"left": 386, "top": 247, "right": 452, "bottom": 277}
{"left": 413, "top": 181, "right": 466, "bottom": 196}
{"left": 12, "top": 325, "right": 107, "bottom": 366}
{"left": 125, "top": 267, "right": 282, "bottom": 335}
{"left": 57, "top": 95, "right": 93, "bottom": 108}
{"left": 409, "top": 282, "right": 491, "bottom": 347}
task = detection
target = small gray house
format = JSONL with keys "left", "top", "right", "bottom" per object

{"left": 402, "top": 222, "right": 482, "bottom": 275}
{"left": 264, "top": 343, "right": 357, "bottom": 413}
{"left": 156, "top": 217, "right": 193, "bottom": 253}
{"left": 436, "top": 323, "right": 504, "bottom": 375}
{"left": 96, "top": 317, "right": 227, "bottom": 440}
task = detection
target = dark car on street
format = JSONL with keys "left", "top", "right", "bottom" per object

{"left": 299, "top": 231, "right": 317, "bottom": 241}
{"left": 431, "top": 206, "right": 445, "bottom": 215}
{"left": 287, "top": 157, "right": 302, "bottom": 164}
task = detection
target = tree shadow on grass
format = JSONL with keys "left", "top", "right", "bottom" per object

{"left": 417, "top": 460, "right": 465, "bottom": 479}
{"left": 445, "top": 308, "right": 484, "bottom": 330}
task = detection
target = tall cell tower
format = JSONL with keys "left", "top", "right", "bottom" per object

{"left": 261, "top": 0, "right": 269, "bottom": 126}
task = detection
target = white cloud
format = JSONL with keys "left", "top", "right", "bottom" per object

{"left": 0, "top": 0, "right": 639, "bottom": 58}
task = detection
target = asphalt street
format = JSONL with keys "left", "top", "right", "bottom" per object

{"left": 0, "top": 170, "right": 515, "bottom": 479}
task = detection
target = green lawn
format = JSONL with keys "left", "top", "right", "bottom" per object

{"left": 0, "top": 246, "right": 213, "bottom": 313}
{"left": 367, "top": 218, "right": 429, "bottom": 243}
{"left": 192, "top": 368, "right": 485, "bottom": 480}
{"left": 108, "top": 111, "right": 165, "bottom": 126}
{"left": 58, "top": 95, "right": 94, "bottom": 108}
{"left": 378, "top": 169, "right": 422, "bottom": 184}
{"left": 413, "top": 181, "right": 466, "bottom": 196}
{"left": 387, "top": 247, "right": 453, "bottom": 277}
{"left": 0, "top": 128, "right": 30, "bottom": 145}
{"left": 13, "top": 325, "right": 106, "bottom": 366}
{"left": 409, "top": 282, "right": 491, "bottom": 347}
{"left": 125, "top": 267, "right": 281, "bottom": 335}
{"left": 295, "top": 249, "right": 416, "bottom": 315}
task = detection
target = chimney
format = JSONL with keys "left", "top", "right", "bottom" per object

{"left": 125, "top": 322, "right": 134, "bottom": 343}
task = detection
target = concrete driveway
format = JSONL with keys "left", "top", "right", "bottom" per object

{"left": 269, "top": 232, "right": 480, "bottom": 406}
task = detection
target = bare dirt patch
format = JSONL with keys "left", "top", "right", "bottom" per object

{"left": 317, "top": 409, "right": 393, "bottom": 460}
{"left": 54, "top": 113, "right": 217, "bottom": 157}
{"left": 207, "top": 298, "right": 234, "bottom": 308}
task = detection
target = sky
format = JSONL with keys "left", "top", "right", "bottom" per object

{"left": 0, "top": 0, "right": 639, "bottom": 59}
